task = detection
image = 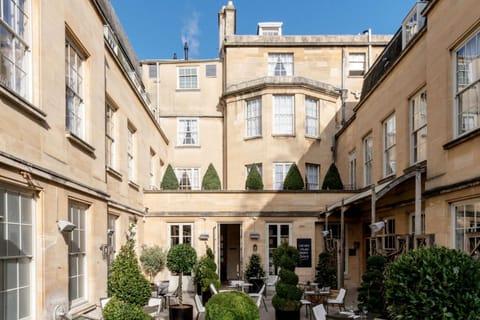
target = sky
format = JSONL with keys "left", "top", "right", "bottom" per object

{"left": 110, "top": 0, "right": 418, "bottom": 61}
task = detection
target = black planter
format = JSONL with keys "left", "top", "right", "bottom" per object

{"left": 169, "top": 304, "right": 194, "bottom": 320}
{"left": 275, "top": 309, "right": 300, "bottom": 320}
{"left": 196, "top": 283, "right": 202, "bottom": 295}
{"left": 201, "top": 290, "right": 212, "bottom": 305}
{"left": 249, "top": 278, "right": 264, "bottom": 293}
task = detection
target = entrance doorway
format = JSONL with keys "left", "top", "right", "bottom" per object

{"left": 219, "top": 224, "right": 242, "bottom": 282}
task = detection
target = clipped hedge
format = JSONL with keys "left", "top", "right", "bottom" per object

{"left": 322, "top": 163, "right": 343, "bottom": 190}
{"left": 202, "top": 163, "right": 221, "bottom": 190}
{"left": 160, "top": 164, "right": 179, "bottom": 190}
{"left": 314, "top": 252, "right": 337, "bottom": 289}
{"left": 283, "top": 163, "right": 304, "bottom": 190}
{"left": 205, "top": 291, "right": 259, "bottom": 320}
{"left": 245, "top": 166, "right": 263, "bottom": 190}
{"left": 384, "top": 246, "right": 480, "bottom": 319}
{"left": 103, "top": 297, "right": 152, "bottom": 320}
{"left": 357, "top": 255, "right": 386, "bottom": 315}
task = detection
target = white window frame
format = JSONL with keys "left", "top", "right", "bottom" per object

{"left": 268, "top": 53, "right": 293, "bottom": 76}
{"left": 348, "top": 53, "right": 366, "bottom": 76}
{"left": 246, "top": 163, "right": 262, "bottom": 177}
{"left": 273, "top": 95, "right": 294, "bottom": 135}
{"left": 383, "top": 115, "right": 396, "bottom": 177}
{"left": 410, "top": 89, "right": 427, "bottom": 164}
{"left": 452, "top": 200, "right": 480, "bottom": 255}
{"left": 363, "top": 135, "right": 373, "bottom": 186}
{"left": 305, "top": 97, "right": 319, "bottom": 138}
{"left": 127, "top": 124, "right": 136, "bottom": 182}
{"left": 65, "top": 38, "right": 86, "bottom": 139}
{"left": 454, "top": 29, "right": 480, "bottom": 136}
{"left": 168, "top": 223, "right": 193, "bottom": 247}
{"left": 0, "top": 187, "right": 34, "bottom": 319}
{"left": 68, "top": 201, "right": 88, "bottom": 306}
{"left": 273, "top": 162, "right": 293, "bottom": 190}
{"left": 0, "top": 0, "right": 31, "bottom": 100}
{"left": 348, "top": 150, "right": 357, "bottom": 190}
{"left": 305, "top": 163, "right": 320, "bottom": 190}
{"left": 177, "top": 118, "right": 199, "bottom": 146}
{"left": 174, "top": 168, "right": 200, "bottom": 190}
{"left": 266, "top": 223, "right": 291, "bottom": 275}
{"left": 106, "top": 104, "right": 116, "bottom": 170}
{"left": 245, "top": 97, "right": 262, "bottom": 138}
{"left": 177, "top": 66, "right": 199, "bottom": 90}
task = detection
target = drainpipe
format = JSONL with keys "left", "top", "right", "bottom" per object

{"left": 339, "top": 199, "right": 345, "bottom": 289}
{"left": 370, "top": 184, "right": 376, "bottom": 255}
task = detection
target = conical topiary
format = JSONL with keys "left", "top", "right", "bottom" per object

{"left": 322, "top": 163, "right": 344, "bottom": 190}
{"left": 282, "top": 163, "right": 304, "bottom": 190}
{"left": 161, "top": 164, "right": 179, "bottom": 190}
{"left": 245, "top": 166, "right": 263, "bottom": 190}
{"left": 107, "top": 225, "right": 151, "bottom": 308}
{"left": 202, "top": 163, "right": 221, "bottom": 190}
{"left": 314, "top": 252, "right": 337, "bottom": 289}
{"left": 357, "top": 255, "right": 386, "bottom": 315}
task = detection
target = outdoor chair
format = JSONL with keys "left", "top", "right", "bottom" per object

{"left": 265, "top": 275, "right": 278, "bottom": 296}
{"left": 312, "top": 304, "right": 327, "bottom": 320}
{"left": 326, "top": 288, "right": 346, "bottom": 312}
{"left": 194, "top": 294, "right": 205, "bottom": 320}
{"left": 300, "top": 292, "right": 313, "bottom": 320}
{"left": 145, "top": 297, "right": 162, "bottom": 318}
{"left": 164, "top": 285, "right": 179, "bottom": 309}
{"left": 249, "top": 284, "right": 267, "bottom": 311}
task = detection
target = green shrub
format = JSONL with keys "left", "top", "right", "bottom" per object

{"left": 160, "top": 164, "right": 179, "bottom": 190}
{"left": 245, "top": 166, "right": 263, "bottom": 190}
{"left": 139, "top": 245, "right": 166, "bottom": 282}
{"left": 103, "top": 296, "right": 152, "bottom": 320}
{"left": 205, "top": 291, "right": 259, "bottom": 320}
{"left": 166, "top": 243, "right": 197, "bottom": 305}
{"left": 384, "top": 246, "right": 480, "bottom": 320}
{"left": 314, "top": 252, "right": 337, "bottom": 289}
{"left": 322, "top": 163, "right": 344, "bottom": 190}
{"left": 283, "top": 163, "right": 304, "bottom": 190}
{"left": 245, "top": 254, "right": 265, "bottom": 279}
{"left": 271, "top": 243, "right": 302, "bottom": 311}
{"left": 202, "top": 163, "right": 221, "bottom": 190}
{"left": 107, "top": 228, "right": 151, "bottom": 307}
{"left": 193, "top": 247, "right": 220, "bottom": 293}
{"left": 357, "top": 255, "right": 386, "bottom": 315}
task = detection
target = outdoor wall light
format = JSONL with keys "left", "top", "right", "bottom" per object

{"left": 57, "top": 220, "right": 76, "bottom": 233}
{"left": 369, "top": 221, "right": 385, "bottom": 233}
{"left": 321, "top": 230, "right": 330, "bottom": 237}
{"left": 199, "top": 233, "right": 209, "bottom": 241}
{"left": 249, "top": 232, "right": 260, "bottom": 240}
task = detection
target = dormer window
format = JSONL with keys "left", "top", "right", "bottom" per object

{"left": 257, "top": 22, "right": 283, "bottom": 36}
{"left": 402, "top": 1, "right": 427, "bottom": 48}
{"left": 268, "top": 53, "right": 293, "bottom": 76}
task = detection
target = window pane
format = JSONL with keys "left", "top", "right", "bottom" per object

{"left": 171, "top": 225, "right": 179, "bottom": 237}
{"left": 0, "top": 260, "right": 4, "bottom": 291}
{"left": 19, "top": 258, "right": 29, "bottom": 287}
{"left": 7, "top": 193, "right": 19, "bottom": 223}
{"left": 6, "top": 260, "right": 16, "bottom": 290}
{"left": 20, "top": 195, "right": 31, "bottom": 224}
{"left": 21, "top": 225, "right": 31, "bottom": 255}
{"left": 6, "top": 290, "right": 18, "bottom": 320}
{"left": 19, "top": 287, "right": 30, "bottom": 318}
{"left": 7, "top": 224, "right": 20, "bottom": 256}
{"left": 0, "top": 222, "right": 5, "bottom": 256}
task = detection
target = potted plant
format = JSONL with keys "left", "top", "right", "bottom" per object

{"left": 271, "top": 242, "right": 303, "bottom": 320}
{"left": 314, "top": 252, "right": 337, "bottom": 289}
{"left": 167, "top": 243, "right": 197, "bottom": 320}
{"left": 245, "top": 253, "right": 265, "bottom": 293}
{"left": 139, "top": 244, "right": 167, "bottom": 290}
{"left": 193, "top": 246, "right": 220, "bottom": 304}
{"left": 357, "top": 255, "right": 386, "bottom": 317}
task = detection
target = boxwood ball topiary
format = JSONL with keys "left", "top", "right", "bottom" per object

{"left": 384, "top": 246, "right": 480, "bottom": 320}
{"left": 205, "top": 291, "right": 259, "bottom": 320}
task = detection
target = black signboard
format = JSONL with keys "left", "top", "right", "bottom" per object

{"left": 297, "top": 238, "right": 311, "bottom": 268}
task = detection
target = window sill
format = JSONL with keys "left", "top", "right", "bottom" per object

{"left": 68, "top": 301, "right": 97, "bottom": 318}
{"left": 244, "top": 135, "right": 262, "bottom": 141}
{"left": 0, "top": 85, "right": 48, "bottom": 125}
{"left": 272, "top": 134, "right": 296, "bottom": 138}
{"left": 129, "top": 180, "right": 140, "bottom": 190}
{"left": 347, "top": 74, "right": 365, "bottom": 78}
{"left": 176, "top": 144, "right": 201, "bottom": 148}
{"left": 443, "top": 128, "right": 480, "bottom": 150}
{"left": 107, "top": 167, "right": 123, "bottom": 181}
{"left": 66, "top": 133, "right": 96, "bottom": 158}
{"left": 305, "top": 135, "right": 321, "bottom": 142}
{"left": 176, "top": 88, "right": 200, "bottom": 92}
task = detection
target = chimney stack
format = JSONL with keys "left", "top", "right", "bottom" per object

{"left": 184, "top": 42, "right": 189, "bottom": 61}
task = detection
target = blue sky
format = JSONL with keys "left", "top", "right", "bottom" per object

{"left": 110, "top": 0, "right": 418, "bottom": 61}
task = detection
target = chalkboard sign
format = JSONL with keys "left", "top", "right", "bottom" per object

{"left": 297, "top": 238, "right": 311, "bottom": 268}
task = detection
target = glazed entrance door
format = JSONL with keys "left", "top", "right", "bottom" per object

{"left": 219, "top": 224, "right": 242, "bottom": 281}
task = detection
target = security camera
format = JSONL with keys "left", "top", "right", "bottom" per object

{"left": 57, "top": 220, "right": 77, "bottom": 232}
{"left": 369, "top": 221, "right": 385, "bottom": 233}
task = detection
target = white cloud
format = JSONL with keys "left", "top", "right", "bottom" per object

{"left": 181, "top": 11, "right": 200, "bottom": 58}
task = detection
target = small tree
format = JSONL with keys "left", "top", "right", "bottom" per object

{"left": 166, "top": 243, "right": 197, "bottom": 306}
{"left": 202, "top": 163, "right": 221, "bottom": 190}
{"left": 105, "top": 226, "right": 151, "bottom": 319}
{"left": 161, "top": 164, "right": 179, "bottom": 190}
{"left": 139, "top": 245, "right": 167, "bottom": 283}
{"left": 193, "top": 247, "right": 220, "bottom": 295}
{"left": 245, "top": 166, "right": 263, "bottom": 190}
{"left": 314, "top": 252, "right": 337, "bottom": 289}
{"left": 245, "top": 254, "right": 266, "bottom": 293}
{"left": 357, "top": 255, "right": 386, "bottom": 315}
{"left": 385, "top": 246, "right": 480, "bottom": 319}
{"left": 271, "top": 243, "right": 303, "bottom": 312}
{"left": 282, "top": 163, "right": 304, "bottom": 190}
{"left": 322, "top": 163, "right": 344, "bottom": 190}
